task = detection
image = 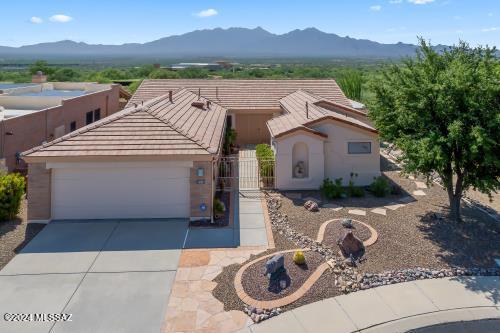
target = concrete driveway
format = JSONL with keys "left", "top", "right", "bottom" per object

{"left": 0, "top": 219, "right": 189, "bottom": 333}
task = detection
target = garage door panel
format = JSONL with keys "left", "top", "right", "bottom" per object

{"left": 52, "top": 166, "right": 190, "bottom": 220}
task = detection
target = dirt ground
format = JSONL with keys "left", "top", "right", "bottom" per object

{"left": 0, "top": 200, "right": 45, "bottom": 270}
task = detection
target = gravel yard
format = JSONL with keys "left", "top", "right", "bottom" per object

{"left": 0, "top": 200, "right": 45, "bottom": 270}
{"left": 241, "top": 251, "right": 325, "bottom": 301}
{"left": 322, "top": 220, "right": 372, "bottom": 248}
{"left": 212, "top": 156, "right": 499, "bottom": 315}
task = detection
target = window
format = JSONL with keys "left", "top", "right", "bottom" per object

{"left": 348, "top": 142, "right": 371, "bottom": 154}
{"left": 94, "top": 108, "right": 101, "bottom": 121}
{"left": 86, "top": 111, "right": 93, "bottom": 125}
{"left": 70, "top": 121, "right": 76, "bottom": 132}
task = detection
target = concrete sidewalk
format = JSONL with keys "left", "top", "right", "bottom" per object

{"left": 237, "top": 276, "right": 499, "bottom": 333}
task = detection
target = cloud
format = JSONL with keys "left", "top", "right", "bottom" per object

{"left": 49, "top": 14, "right": 73, "bottom": 23}
{"left": 487, "top": 12, "right": 493, "bottom": 17}
{"left": 453, "top": 15, "right": 462, "bottom": 20}
{"left": 195, "top": 9, "right": 218, "bottom": 17}
{"left": 389, "top": 0, "right": 403, "bottom": 3}
{"left": 481, "top": 27, "right": 499, "bottom": 32}
{"left": 408, "top": 0, "right": 435, "bottom": 4}
{"left": 30, "top": 16, "right": 43, "bottom": 24}
{"left": 370, "top": 5, "right": 382, "bottom": 11}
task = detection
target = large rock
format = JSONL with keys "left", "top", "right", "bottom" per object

{"left": 304, "top": 200, "right": 319, "bottom": 212}
{"left": 264, "top": 254, "right": 285, "bottom": 277}
{"left": 337, "top": 231, "right": 365, "bottom": 258}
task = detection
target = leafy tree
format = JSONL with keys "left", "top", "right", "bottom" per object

{"left": 338, "top": 69, "right": 363, "bottom": 100}
{"left": 369, "top": 39, "right": 500, "bottom": 221}
{"left": 50, "top": 68, "right": 80, "bottom": 81}
{"left": 29, "top": 60, "right": 55, "bottom": 75}
{"left": 149, "top": 69, "right": 180, "bottom": 79}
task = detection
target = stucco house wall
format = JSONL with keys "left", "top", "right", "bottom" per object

{"left": 1, "top": 85, "right": 120, "bottom": 171}
{"left": 274, "top": 132, "right": 325, "bottom": 190}
{"left": 312, "top": 121, "right": 380, "bottom": 186}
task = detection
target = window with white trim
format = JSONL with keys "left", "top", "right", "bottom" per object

{"left": 348, "top": 142, "right": 371, "bottom": 154}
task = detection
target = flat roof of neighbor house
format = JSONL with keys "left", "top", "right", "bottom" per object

{"left": 14, "top": 89, "right": 87, "bottom": 97}
{"left": 0, "top": 82, "right": 114, "bottom": 119}
{"left": 23, "top": 89, "right": 227, "bottom": 158}
{"left": 0, "top": 83, "right": 37, "bottom": 90}
{"left": 128, "top": 79, "right": 352, "bottom": 110}
{"left": 267, "top": 90, "right": 377, "bottom": 138}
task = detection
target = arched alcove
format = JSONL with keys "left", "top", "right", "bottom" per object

{"left": 292, "top": 142, "right": 309, "bottom": 178}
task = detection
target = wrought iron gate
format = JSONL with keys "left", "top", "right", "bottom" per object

{"left": 217, "top": 156, "right": 275, "bottom": 191}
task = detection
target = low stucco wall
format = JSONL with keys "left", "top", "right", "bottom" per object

{"left": 275, "top": 133, "right": 325, "bottom": 190}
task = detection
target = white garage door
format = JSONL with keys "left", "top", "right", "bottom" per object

{"left": 52, "top": 165, "right": 190, "bottom": 220}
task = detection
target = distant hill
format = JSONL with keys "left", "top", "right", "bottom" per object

{"left": 0, "top": 27, "right": 448, "bottom": 59}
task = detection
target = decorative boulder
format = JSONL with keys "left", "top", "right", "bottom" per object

{"left": 304, "top": 200, "right": 319, "bottom": 212}
{"left": 337, "top": 231, "right": 365, "bottom": 258}
{"left": 264, "top": 254, "right": 285, "bottom": 280}
{"left": 341, "top": 218, "right": 353, "bottom": 228}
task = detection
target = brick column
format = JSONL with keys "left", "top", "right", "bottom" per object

{"left": 27, "top": 163, "right": 52, "bottom": 222}
{"left": 190, "top": 161, "right": 213, "bottom": 220}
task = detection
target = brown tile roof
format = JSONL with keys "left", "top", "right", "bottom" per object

{"left": 267, "top": 90, "right": 377, "bottom": 139}
{"left": 127, "top": 79, "right": 351, "bottom": 110}
{"left": 23, "top": 89, "right": 227, "bottom": 158}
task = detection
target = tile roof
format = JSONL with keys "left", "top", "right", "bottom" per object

{"left": 23, "top": 89, "right": 227, "bottom": 158}
{"left": 127, "top": 79, "right": 351, "bottom": 110}
{"left": 267, "top": 90, "right": 377, "bottom": 139}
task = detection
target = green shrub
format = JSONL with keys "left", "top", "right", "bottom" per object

{"left": 0, "top": 173, "right": 25, "bottom": 221}
{"left": 347, "top": 173, "right": 365, "bottom": 197}
{"left": 255, "top": 144, "right": 275, "bottom": 184}
{"left": 320, "top": 178, "right": 345, "bottom": 199}
{"left": 213, "top": 197, "right": 225, "bottom": 216}
{"left": 369, "top": 176, "right": 391, "bottom": 197}
{"left": 223, "top": 128, "right": 237, "bottom": 155}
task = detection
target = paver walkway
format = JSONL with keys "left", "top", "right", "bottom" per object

{"left": 162, "top": 248, "right": 266, "bottom": 333}
{"left": 237, "top": 276, "right": 499, "bottom": 333}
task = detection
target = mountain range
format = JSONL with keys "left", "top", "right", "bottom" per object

{"left": 0, "top": 27, "right": 445, "bottom": 59}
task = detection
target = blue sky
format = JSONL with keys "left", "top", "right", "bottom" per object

{"left": 1, "top": 0, "right": 498, "bottom": 47}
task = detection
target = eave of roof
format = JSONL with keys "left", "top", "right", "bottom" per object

{"left": 22, "top": 89, "right": 227, "bottom": 159}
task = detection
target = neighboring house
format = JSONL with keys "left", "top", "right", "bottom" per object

{"left": 22, "top": 79, "right": 379, "bottom": 223}
{"left": 0, "top": 80, "right": 121, "bottom": 171}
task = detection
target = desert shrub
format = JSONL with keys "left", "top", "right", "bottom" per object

{"left": 293, "top": 251, "right": 306, "bottom": 265}
{"left": 0, "top": 173, "right": 25, "bottom": 221}
{"left": 320, "top": 178, "right": 345, "bottom": 199}
{"left": 369, "top": 176, "right": 391, "bottom": 197}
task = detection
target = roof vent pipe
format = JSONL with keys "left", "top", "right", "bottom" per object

{"left": 168, "top": 90, "right": 173, "bottom": 103}
{"left": 198, "top": 88, "right": 201, "bottom": 100}
{"left": 306, "top": 101, "right": 309, "bottom": 119}
{"left": 206, "top": 100, "right": 211, "bottom": 109}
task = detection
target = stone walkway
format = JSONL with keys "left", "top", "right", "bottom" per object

{"left": 161, "top": 248, "right": 266, "bottom": 333}
{"left": 237, "top": 276, "right": 500, "bottom": 333}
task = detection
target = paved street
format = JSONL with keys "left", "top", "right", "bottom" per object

{"left": 237, "top": 276, "right": 500, "bottom": 333}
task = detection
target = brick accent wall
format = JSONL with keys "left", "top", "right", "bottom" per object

{"left": 27, "top": 163, "right": 51, "bottom": 221}
{"left": 190, "top": 161, "right": 213, "bottom": 220}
